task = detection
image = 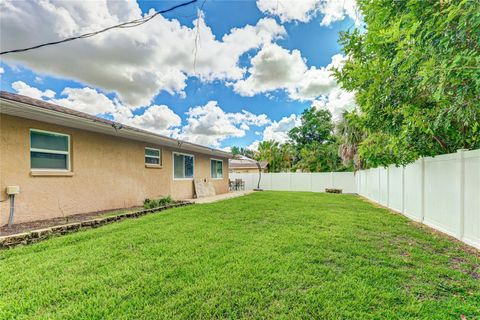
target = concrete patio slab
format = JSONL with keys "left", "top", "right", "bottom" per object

{"left": 186, "top": 190, "right": 254, "bottom": 204}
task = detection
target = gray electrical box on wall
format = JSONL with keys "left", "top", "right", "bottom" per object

{"left": 6, "top": 186, "right": 20, "bottom": 195}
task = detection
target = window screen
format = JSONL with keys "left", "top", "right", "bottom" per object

{"left": 145, "top": 148, "right": 161, "bottom": 165}
{"left": 30, "top": 130, "right": 70, "bottom": 170}
{"left": 173, "top": 153, "right": 194, "bottom": 179}
{"left": 211, "top": 159, "right": 223, "bottom": 179}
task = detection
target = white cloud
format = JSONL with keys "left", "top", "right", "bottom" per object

{"left": 262, "top": 114, "right": 300, "bottom": 142}
{"left": 11, "top": 81, "right": 182, "bottom": 136}
{"left": 120, "top": 104, "right": 182, "bottom": 136}
{"left": 234, "top": 45, "right": 345, "bottom": 101}
{"left": 318, "top": 0, "right": 359, "bottom": 26}
{"left": 312, "top": 87, "right": 356, "bottom": 120}
{"left": 11, "top": 81, "right": 55, "bottom": 99}
{"left": 233, "top": 47, "right": 355, "bottom": 122}
{"left": 0, "top": 67, "right": 4, "bottom": 74}
{"left": 180, "top": 101, "right": 271, "bottom": 147}
{"left": 233, "top": 43, "right": 307, "bottom": 97}
{"left": 52, "top": 87, "right": 119, "bottom": 115}
{"left": 256, "top": 0, "right": 360, "bottom": 26}
{"left": 53, "top": 87, "right": 183, "bottom": 136}
{"left": 0, "top": 1, "right": 285, "bottom": 107}
{"left": 248, "top": 113, "right": 301, "bottom": 150}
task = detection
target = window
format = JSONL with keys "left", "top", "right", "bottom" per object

{"left": 210, "top": 159, "right": 223, "bottom": 179}
{"left": 30, "top": 129, "right": 70, "bottom": 170}
{"left": 145, "top": 147, "right": 161, "bottom": 166}
{"left": 173, "top": 152, "right": 194, "bottom": 179}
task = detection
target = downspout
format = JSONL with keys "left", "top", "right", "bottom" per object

{"left": 8, "top": 194, "right": 15, "bottom": 227}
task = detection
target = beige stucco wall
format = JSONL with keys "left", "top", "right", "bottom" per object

{"left": 0, "top": 114, "right": 229, "bottom": 225}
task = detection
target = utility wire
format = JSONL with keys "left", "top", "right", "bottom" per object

{"left": 0, "top": 0, "right": 198, "bottom": 56}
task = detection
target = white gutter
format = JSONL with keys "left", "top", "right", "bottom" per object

{"left": 0, "top": 97, "right": 232, "bottom": 159}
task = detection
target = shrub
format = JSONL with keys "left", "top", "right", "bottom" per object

{"left": 143, "top": 196, "right": 173, "bottom": 209}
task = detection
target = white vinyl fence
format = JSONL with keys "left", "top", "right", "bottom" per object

{"left": 356, "top": 149, "right": 480, "bottom": 249}
{"left": 229, "top": 149, "right": 479, "bottom": 249}
{"left": 229, "top": 172, "right": 356, "bottom": 194}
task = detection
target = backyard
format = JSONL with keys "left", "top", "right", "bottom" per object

{"left": 0, "top": 192, "right": 479, "bottom": 319}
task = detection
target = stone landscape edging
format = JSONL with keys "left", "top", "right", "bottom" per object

{"left": 0, "top": 201, "right": 193, "bottom": 249}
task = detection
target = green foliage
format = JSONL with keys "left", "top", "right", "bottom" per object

{"left": 337, "top": 110, "right": 366, "bottom": 169}
{"left": 143, "top": 196, "right": 173, "bottom": 209}
{"left": 288, "top": 108, "right": 335, "bottom": 147}
{"left": 1, "top": 192, "right": 479, "bottom": 318}
{"left": 335, "top": 0, "right": 480, "bottom": 167}
{"left": 288, "top": 108, "right": 348, "bottom": 172}
{"left": 294, "top": 141, "right": 347, "bottom": 172}
{"left": 230, "top": 146, "right": 256, "bottom": 159}
{"left": 256, "top": 140, "right": 294, "bottom": 172}
{"left": 251, "top": 108, "right": 350, "bottom": 172}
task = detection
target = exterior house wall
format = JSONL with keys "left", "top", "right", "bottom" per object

{"left": 0, "top": 114, "right": 229, "bottom": 225}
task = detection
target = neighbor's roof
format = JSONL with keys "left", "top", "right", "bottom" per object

{"left": 229, "top": 155, "right": 268, "bottom": 169}
{"left": 0, "top": 91, "right": 232, "bottom": 158}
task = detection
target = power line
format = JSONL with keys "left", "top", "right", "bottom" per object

{"left": 0, "top": 0, "right": 198, "bottom": 56}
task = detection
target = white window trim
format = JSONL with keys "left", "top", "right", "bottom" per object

{"left": 173, "top": 152, "right": 195, "bottom": 180}
{"left": 210, "top": 158, "right": 224, "bottom": 179}
{"left": 145, "top": 147, "right": 161, "bottom": 166}
{"left": 30, "top": 129, "right": 71, "bottom": 172}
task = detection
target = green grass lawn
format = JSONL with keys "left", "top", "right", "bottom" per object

{"left": 0, "top": 192, "right": 479, "bottom": 319}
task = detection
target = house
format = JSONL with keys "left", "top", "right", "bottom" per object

{"left": 0, "top": 91, "right": 232, "bottom": 225}
{"left": 228, "top": 155, "right": 268, "bottom": 174}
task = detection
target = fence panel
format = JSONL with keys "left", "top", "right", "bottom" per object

{"left": 403, "top": 159, "right": 423, "bottom": 221}
{"left": 270, "top": 173, "right": 291, "bottom": 191}
{"left": 230, "top": 172, "right": 355, "bottom": 193}
{"left": 379, "top": 168, "right": 389, "bottom": 206}
{"left": 424, "top": 153, "right": 460, "bottom": 237}
{"left": 291, "top": 173, "right": 312, "bottom": 191}
{"left": 310, "top": 173, "right": 332, "bottom": 192}
{"left": 388, "top": 166, "right": 404, "bottom": 213}
{"left": 355, "top": 149, "right": 479, "bottom": 249}
{"left": 259, "top": 173, "right": 272, "bottom": 190}
{"left": 333, "top": 172, "right": 356, "bottom": 193}
{"left": 463, "top": 149, "right": 480, "bottom": 248}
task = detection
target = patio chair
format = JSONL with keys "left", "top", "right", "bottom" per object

{"left": 229, "top": 179, "right": 235, "bottom": 191}
{"left": 235, "top": 179, "right": 245, "bottom": 191}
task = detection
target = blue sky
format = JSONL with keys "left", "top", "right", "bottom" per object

{"left": 0, "top": 0, "right": 358, "bottom": 150}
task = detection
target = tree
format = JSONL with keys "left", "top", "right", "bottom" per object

{"left": 288, "top": 108, "right": 335, "bottom": 147}
{"left": 230, "top": 146, "right": 256, "bottom": 159}
{"left": 335, "top": 0, "right": 480, "bottom": 168}
{"left": 288, "top": 108, "right": 347, "bottom": 172}
{"left": 257, "top": 140, "right": 293, "bottom": 172}
{"left": 336, "top": 110, "right": 365, "bottom": 169}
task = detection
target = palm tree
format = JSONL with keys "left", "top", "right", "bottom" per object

{"left": 336, "top": 110, "right": 365, "bottom": 169}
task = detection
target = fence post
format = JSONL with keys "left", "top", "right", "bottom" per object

{"left": 420, "top": 157, "right": 425, "bottom": 223}
{"left": 378, "top": 168, "right": 381, "bottom": 204}
{"left": 386, "top": 166, "right": 390, "bottom": 208}
{"left": 309, "top": 173, "right": 313, "bottom": 192}
{"left": 401, "top": 166, "right": 405, "bottom": 214}
{"left": 458, "top": 149, "right": 467, "bottom": 240}
{"left": 330, "top": 171, "right": 334, "bottom": 188}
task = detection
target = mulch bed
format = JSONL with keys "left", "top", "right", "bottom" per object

{"left": 0, "top": 207, "right": 142, "bottom": 237}
{"left": 0, "top": 202, "right": 193, "bottom": 249}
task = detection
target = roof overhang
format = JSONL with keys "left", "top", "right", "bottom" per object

{"left": 0, "top": 95, "right": 232, "bottom": 159}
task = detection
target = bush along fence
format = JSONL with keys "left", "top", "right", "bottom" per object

{"left": 229, "top": 172, "right": 356, "bottom": 193}
{"left": 356, "top": 149, "right": 480, "bottom": 250}
{"left": 0, "top": 201, "right": 193, "bottom": 249}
